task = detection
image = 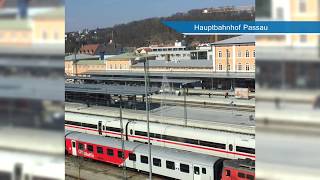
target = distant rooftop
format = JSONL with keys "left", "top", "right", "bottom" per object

{"left": 65, "top": 54, "right": 100, "bottom": 61}
{"left": 213, "top": 35, "right": 255, "bottom": 45}
{"left": 33, "top": 7, "right": 64, "bottom": 19}
{"left": 107, "top": 52, "right": 155, "bottom": 61}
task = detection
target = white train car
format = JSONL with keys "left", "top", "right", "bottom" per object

{"left": 0, "top": 150, "right": 64, "bottom": 180}
{"left": 65, "top": 112, "right": 255, "bottom": 160}
{"left": 66, "top": 131, "right": 225, "bottom": 180}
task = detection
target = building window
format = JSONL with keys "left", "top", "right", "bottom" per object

{"left": 237, "top": 51, "right": 242, "bottom": 57}
{"left": 276, "top": 7, "right": 284, "bottom": 19}
{"left": 226, "top": 50, "right": 230, "bottom": 57}
{"left": 218, "top": 51, "right": 222, "bottom": 58}
{"left": 238, "top": 63, "right": 242, "bottom": 71}
{"left": 245, "top": 50, "right": 250, "bottom": 57}
{"left": 253, "top": 50, "right": 255, "bottom": 57}
{"left": 227, "top": 64, "right": 231, "bottom": 71}
{"left": 256, "top": 0, "right": 271, "bottom": 18}
{"left": 42, "top": 31, "right": 47, "bottom": 40}
{"left": 300, "top": 35, "right": 307, "bottom": 43}
{"left": 246, "top": 64, "right": 250, "bottom": 71}
{"left": 54, "top": 31, "right": 59, "bottom": 40}
{"left": 299, "top": 0, "right": 307, "bottom": 13}
{"left": 219, "top": 64, "right": 222, "bottom": 70}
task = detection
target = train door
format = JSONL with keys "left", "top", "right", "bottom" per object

{"left": 193, "top": 164, "right": 201, "bottom": 180}
{"left": 98, "top": 121, "right": 102, "bottom": 135}
{"left": 71, "top": 140, "right": 77, "bottom": 156}
{"left": 227, "top": 139, "right": 235, "bottom": 159}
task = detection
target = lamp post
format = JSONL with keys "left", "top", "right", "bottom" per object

{"left": 115, "top": 95, "right": 127, "bottom": 179}
{"left": 136, "top": 57, "right": 152, "bottom": 179}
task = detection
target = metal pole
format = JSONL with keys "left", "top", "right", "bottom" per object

{"left": 183, "top": 86, "right": 187, "bottom": 126}
{"left": 119, "top": 95, "right": 127, "bottom": 179}
{"left": 144, "top": 60, "right": 152, "bottom": 180}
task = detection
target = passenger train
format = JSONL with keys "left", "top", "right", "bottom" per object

{"left": 65, "top": 112, "right": 255, "bottom": 160}
{"left": 0, "top": 150, "right": 64, "bottom": 180}
{"left": 65, "top": 131, "right": 255, "bottom": 180}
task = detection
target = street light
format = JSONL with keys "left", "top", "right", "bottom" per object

{"left": 135, "top": 56, "right": 152, "bottom": 180}
{"left": 115, "top": 95, "right": 127, "bottom": 179}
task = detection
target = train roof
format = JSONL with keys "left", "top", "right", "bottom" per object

{"left": 66, "top": 131, "right": 223, "bottom": 166}
{"left": 224, "top": 158, "right": 255, "bottom": 173}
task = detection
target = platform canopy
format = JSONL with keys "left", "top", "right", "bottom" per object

{"left": 65, "top": 83, "right": 160, "bottom": 96}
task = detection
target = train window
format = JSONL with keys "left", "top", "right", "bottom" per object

{"left": 106, "top": 127, "right": 121, "bottom": 132}
{"left": 97, "top": 146, "right": 103, "bottom": 154}
{"left": 202, "top": 168, "right": 206, "bottom": 174}
{"left": 236, "top": 146, "right": 255, "bottom": 154}
{"left": 118, "top": 150, "right": 124, "bottom": 158}
{"left": 149, "top": 133, "right": 161, "bottom": 139}
{"left": 199, "top": 140, "right": 226, "bottom": 149}
{"left": 129, "top": 153, "right": 136, "bottom": 161}
{"left": 140, "top": 155, "right": 148, "bottom": 164}
{"left": 166, "top": 161, "right": 175, "bottom": 170}
{"left": 130, "top": 129, "right": 133, "bottom": 135}
{"left": 247, "top": 174, "right": 254, "bottom": 180}
{"left": 107, "top": 149, "right": 114, "bottom": 156}
{"left": 135, "top": 131, "right": 147, "bottom": 136}
{"left": 78, "top": 143, "right": 84, "bottom": 150}
{"left": 103, "top": 125, "right": 105, "bottom": 130}
{"left": 87, "top": 145, "right": 93, "bottom": 152}
{"left": 153, "top": 158, "right": 161, "bottom": 167}
{"left": 180, "top": 163, "right": 190, "bottom": 173}
{"left": 238, "top": 172, "right": 245, "bottom": 178}
{"left": 66, "top": 120, "right": 81, "bottom": 126}
{"left": 162, "top": 135, "right": 178, "bottom": 142}
{"left": 82, "top": 123, "right": 97, "bottom": 129}
{"left": 194, "top": 166, "right": 200, "bottom": 175}
{"left": 185, "top": 138, "right": 198, "bottom": 145}
{"left": 0, "top": 171, "right": 10, "bottom": 180}
{"left": 226, "top": 170, "right": 231, "bottom": 176}
{"left": 229, "top": 144, "right": 233, "bottom": 151}
{"left": 72, "top": 141, "right": 75, "bottom": 147}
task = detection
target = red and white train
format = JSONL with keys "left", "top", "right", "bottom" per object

{"left": 65, "top": 112, "right": 255, "bottom": 160}
{"left": 65, "top": 131, "right": 255, "bottom": 180}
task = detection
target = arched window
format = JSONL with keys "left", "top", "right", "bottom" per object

{"left": 245, "top": 50, "right": 250, "bottom": 57}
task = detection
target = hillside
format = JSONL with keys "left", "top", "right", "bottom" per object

{"left": 66, "top": 6, "right": 255, "bottom": 53}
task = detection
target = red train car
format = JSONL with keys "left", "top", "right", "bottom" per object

{"left": 221, "top": 159, "right": 255, "bottom": 180}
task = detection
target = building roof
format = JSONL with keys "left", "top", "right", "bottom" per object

{"left": 33, "top": 7, "right": 64, "bottom": 19}
{"left": 2, "top": 0, "right": 62, "bottom": 8}
{"left": 132, "top": 59, "right": 213, "bottom": 68}
{"left": 0, "top": 19, "right": 31, "bottom": 30}
{"left": 213, "top": 35, "right": 255, "bottom": 45}
{"left": 65, "top": 54, "right": 100, "bottom": 61}
{"left": 107, "top": 53, "right": 155, "bottom": 61}
{"left": 77, "top": 59, "right": 105, "bottom": 65}
{"left": 79, "top": 44, "right": 100, "bottom": 53}
{"left": 86, "top": 70, "right": 255, "bottom": 79}
{"left": 257, "top": 47, "right": 320, "bottom": 62}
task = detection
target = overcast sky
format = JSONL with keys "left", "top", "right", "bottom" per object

{"left": 66, "top": 0, "right": 254, "bottom": 32}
